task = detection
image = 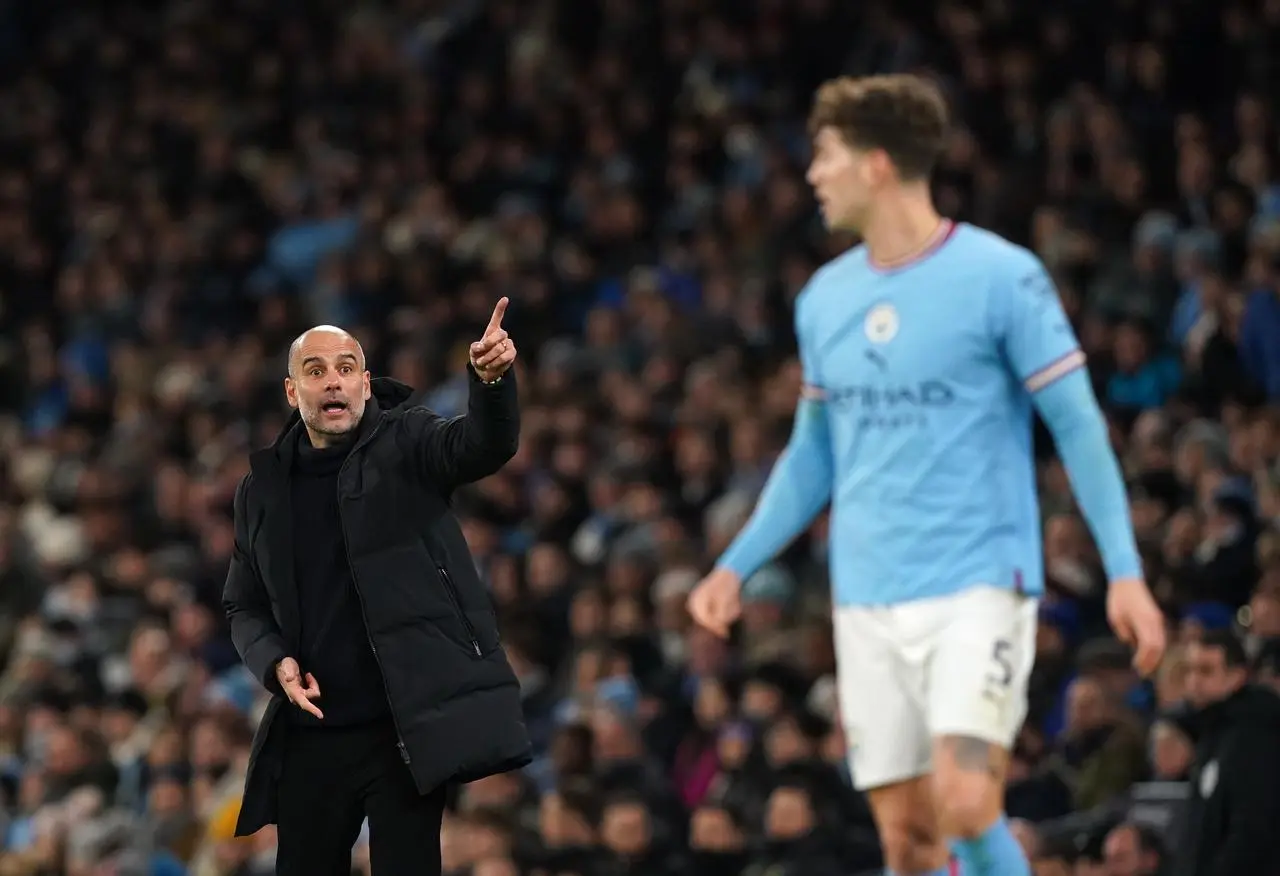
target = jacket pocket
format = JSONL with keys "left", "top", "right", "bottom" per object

{"left": 438, "top": 567, "right": 484, "bottom": 658}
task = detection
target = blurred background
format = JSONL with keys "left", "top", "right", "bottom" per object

{"left": 1, "top": 0, "right": 1279, "bottom": 874}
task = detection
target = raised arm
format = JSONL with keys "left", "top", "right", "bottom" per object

{"left": 406, "top": 297, "right": 520, "bottom": 489}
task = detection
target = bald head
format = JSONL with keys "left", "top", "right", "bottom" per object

{"left": 284, "top": 326, "right": 371, "bottom": 448}
{"left": 288, "top": 325, "right": 365, "bottom": 378}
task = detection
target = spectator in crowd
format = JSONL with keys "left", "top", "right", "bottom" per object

{"left": 687, "top": 804, "right": 749, "bottom": 876}
{"left": 1050, "top": 673, "right": 1147, "bottom": 811}
{"left": 0, "top": 0, "right": 1279, "bottom": 874}
{"left": 1239, "top": 261, "right": 1280, "bottom": 399}
{"left": 1100, "top": 820, "right": 1165, "bottom": 876}
{"left": 1147, "top": 708, "right": 1195, "bottom": 782}
{"left": 1172, "top": 629, "right": 1280, "bottom": 876}
{"left": 1254, "top": 636, "right": 1280, "bottom": 694}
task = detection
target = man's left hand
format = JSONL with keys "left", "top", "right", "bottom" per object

{"left": 1106, "top": 577, "right": 1167, "bottom": 677}
{"left": 470, "top": 297, "right": 517, "bottom": 382}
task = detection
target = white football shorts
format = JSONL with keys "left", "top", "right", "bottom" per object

{"left": 832, "top": 584, "right": 1038, "bottom": 790}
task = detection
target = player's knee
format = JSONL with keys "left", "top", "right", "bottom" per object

{"left": 933, "top": 736, "right": 1007, "bottom": 837}
{"left": 869, "top": 787, "right": 948, "bottom": 873}
{"left": 934, "top": 781, "right": 1001, "bottom": 838}
{"left": 931, "top": 768, "right": 998, "bottom": 840}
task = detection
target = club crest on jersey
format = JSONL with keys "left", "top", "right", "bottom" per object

{"left": 864, "top": 303, "right": 899, "bottom": 344}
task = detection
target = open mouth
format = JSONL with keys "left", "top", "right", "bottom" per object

{"left": 320, "top": 401, "right": 349, "bottom": 416}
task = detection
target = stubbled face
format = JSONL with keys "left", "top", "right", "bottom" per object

{"left": 806, "top": 126, "right": 877, "bottom": 233}
{"left": 285, "top": 329, "right": 371, "bottom": 446}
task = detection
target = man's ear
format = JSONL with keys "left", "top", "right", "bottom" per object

{"left": 284, "top": 377, "right": 299, "bottom": 410}
{"left": 363, "top": 371, "right": 372, "bottom": 400}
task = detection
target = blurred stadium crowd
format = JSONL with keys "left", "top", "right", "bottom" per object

{"left": 2, "top": 0, "right": 1280, "bottom": 874}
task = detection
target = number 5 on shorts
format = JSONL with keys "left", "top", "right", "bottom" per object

{"left": 987, "top": 638, "right": 1014, "bottom": 688}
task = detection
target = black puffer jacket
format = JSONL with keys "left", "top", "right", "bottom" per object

{"left": 1171, "top": 684, "right": 1280, "bottom": 876}
{"left": 223, "top": 371, "right": 531, "bottom": 835}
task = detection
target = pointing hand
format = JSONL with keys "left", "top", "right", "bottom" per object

{"left": 470, "top": 297, "right": 517, "bottom": 382}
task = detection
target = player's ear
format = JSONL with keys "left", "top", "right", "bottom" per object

{"left": 867, "top": 148, "right": 894, "bottom": 186}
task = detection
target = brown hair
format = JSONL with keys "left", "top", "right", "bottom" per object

{"left": 808, "top": 74, "right": 949, "bottom": 181}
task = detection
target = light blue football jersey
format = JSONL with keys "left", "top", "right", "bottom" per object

{"left": 797, "top": 221, "right": 1085, "bottom": 607}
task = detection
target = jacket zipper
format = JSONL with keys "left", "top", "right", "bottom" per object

{"left": 337, "top": 423, "right": 413, "bottom": 766}
{"left": 439, "top": 566, "right": 483, "bottom": 656}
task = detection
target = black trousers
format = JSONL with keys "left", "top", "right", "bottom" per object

{"left": 275, "top": 719, "right": 447, "bottom": 876}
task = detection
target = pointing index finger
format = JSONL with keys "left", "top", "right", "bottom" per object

{"left": 487, "top": 297, "right": 510, "bottom": 332}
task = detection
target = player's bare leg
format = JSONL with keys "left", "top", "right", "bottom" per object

{"left": 864, "top": 776, "right": 951, "bottom": 875}
{"left": 933, "top": 735, "right": 1006, "bottom": 836}
{"left": 933, "top": 735, "right": 1030, "bottom": 875}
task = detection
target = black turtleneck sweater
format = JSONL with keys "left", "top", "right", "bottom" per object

{"left": 289, "top": 432, "right": 388, "bottom": 727}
